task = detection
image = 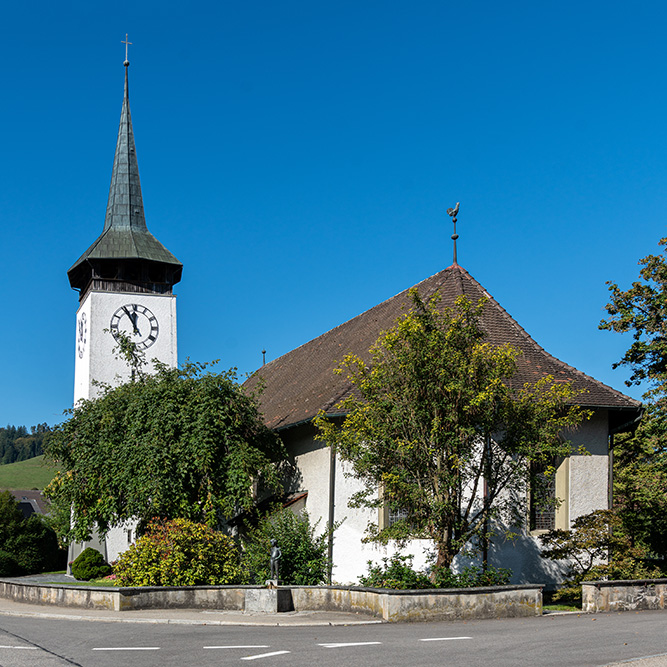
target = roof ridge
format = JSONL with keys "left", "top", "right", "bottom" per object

{"left": 458, "top": 267, "right": 641, "bottom": 408}
{"left": 259, "top": 266, "right": 461, "bottom": 373}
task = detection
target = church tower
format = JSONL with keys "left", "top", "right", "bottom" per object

{"left": 68, "top": 54, "right": 182, "bottom": 403}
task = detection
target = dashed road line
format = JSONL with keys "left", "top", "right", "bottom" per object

{"left": 241, "top": 650, "right": 291, "bottom": 660}
{"left": 0, "top": 645, "right": 38, "bottom": 649}
{"left": 92, "top": 647, "right": 161, "bottom": 651}
{"left": 319, "top": 642, "right": 383, "bottom": 648}
{"left": 204, "top": 645, "right": 270, "bottom": 649}
{"left": 420, "top": 636, "right": 472, "bottom": 642}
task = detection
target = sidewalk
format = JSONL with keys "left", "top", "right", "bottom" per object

{"left": 0, "top": 575, "right": 383, "bottom": 626}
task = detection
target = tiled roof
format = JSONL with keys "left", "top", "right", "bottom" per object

{"left": 68, "top": 64, "right": 181, "bottom": 285}
{"left": 246, "top": 264, "right": 640, "bottom": 430}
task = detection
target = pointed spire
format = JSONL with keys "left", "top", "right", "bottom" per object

{"left": 102, "top": 58, "right": 148, "bottom": 233}
{"left": 67, "top": 52, "right": 182, "bottom": 294}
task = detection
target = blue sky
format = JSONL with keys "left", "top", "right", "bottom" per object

{"left": 2, "top": 0, "right": 664, "bottom": 427}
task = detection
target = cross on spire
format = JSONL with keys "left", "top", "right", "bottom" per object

{"left": 122, "top": 34, "right": 132, "bottom": 66}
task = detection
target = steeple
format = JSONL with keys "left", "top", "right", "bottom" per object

{"left": 68, "top": 56, "right": 182, "bottom": 298}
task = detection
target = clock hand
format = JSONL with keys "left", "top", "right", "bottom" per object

{"left": 122, "top": 306, "right": 141, "bottom": 335}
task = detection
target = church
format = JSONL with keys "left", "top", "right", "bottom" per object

{"left": 66, "top": 53, "right": 182, "bottom": 564}
{"left": 67, "top": 54, "right": 640, "bottom": 585}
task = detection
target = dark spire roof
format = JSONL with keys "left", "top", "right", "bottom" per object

{"left": 68, "top": 62, "right": 182, "bottom": 290}
{"left": 246, "top": 264, "right": 640, "bottom": 430}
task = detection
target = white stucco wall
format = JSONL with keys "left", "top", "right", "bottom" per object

{"left": 74, "top": 290, "right": 177, "bottom": 404}
{"left": 282, "top": 408, "right": 611, "bottom": 587}
{"left": 72, "top": 288, "right": 177, "bottom": 565}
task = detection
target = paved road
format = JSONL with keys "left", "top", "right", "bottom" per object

{"left": 0, "top": 608, "right": 666, "bottom": 666}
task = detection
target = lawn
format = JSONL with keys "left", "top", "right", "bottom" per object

{"left": 0, "top": 455, "right": 58, "bottom": 490}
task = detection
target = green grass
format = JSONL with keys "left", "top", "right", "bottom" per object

{"left": 44, "top": 577, "right": 118, "bottom": 587}
{"left": 0, "top": 455, "right": 58, "bottom": 490}
{"left": 544, "top": 604, "right": 581, "bottom": 612}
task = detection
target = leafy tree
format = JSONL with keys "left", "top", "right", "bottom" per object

{"left": 316, "top": 291, "right": 587, "bottom": 569}
{"left": 599, "top": 238, "right": 667, "bottom": 561}
{"left": 44, "top": 362, "right": 286, "bottom": 542}
{"left": 241, "top": 508, "right": 332, "bottom": 585}
{"left": 611, "top": 411, "right": 667, "bottom": 559}
{"left": 600, "top": 237, "right": 667, "bottom": 415}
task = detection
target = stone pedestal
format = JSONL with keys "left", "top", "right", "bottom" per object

{"left": 245, "top": 588, "right": 294, "bottom": 613}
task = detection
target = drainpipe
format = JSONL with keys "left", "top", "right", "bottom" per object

{"left": 327, "top": 443, "right": 336, "bottom": 584}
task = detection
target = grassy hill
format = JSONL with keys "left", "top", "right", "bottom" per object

{"left": 0, "top": 455, "right": 58, "bottom": 490}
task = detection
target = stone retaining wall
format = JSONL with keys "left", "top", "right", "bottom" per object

{"left": 582, "top": 579, "right": 667, "bottom": 613}
{"left": 0, "top": 580, "right": 542, "bottom": 621}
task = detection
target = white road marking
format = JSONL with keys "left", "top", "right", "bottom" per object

{"left": 92, "top": 647, "right": 161, "bottom": 651}
{"left": 204, "top": 645, "right": 270, "bottom": 649}
{"left": 420, "top": 636, "right": 472, "bottom": 642}
{"left": 241, "top": 650, "right": 291, "bottom": 660}
{"left": 319, "top": 642, "right": 383, "bottom": 648}
{"left": 0, "top": 646, "right": 38, "bottom": 650}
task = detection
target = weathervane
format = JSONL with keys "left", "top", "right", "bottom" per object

{"left": 447, "top": 202, "right": 460, "bottom": 265}
{"left": 122, "top": 34, "right": 132, "bottom": 66}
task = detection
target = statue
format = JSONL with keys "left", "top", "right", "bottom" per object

{"left": 269, "top": 538, "right": 282, "bottom": 581}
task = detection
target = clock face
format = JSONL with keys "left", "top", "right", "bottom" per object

{"left": 77, "top": 312, "right": 87, "bottom": 359}
{"left": 110, "top": 304, "right": 159, "bottom": 351}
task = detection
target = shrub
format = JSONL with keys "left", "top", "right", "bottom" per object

{"left": 241, "top": 509, "right": 332, "bottom": 585}
{"left": 113, "top": 518, "right": 241, "bottom": 587}
{"left": 359, "top": 554, "right": 432, "bottom": 589}
{"left": 71, "top": 547, "right": 111, "bottom": 581}
{"left": 0, "top": 550, "right": 19, "bottom": 577}
{"left": 0, "top": 491, "right": 65, "bottom": 576}
{"left": 358, "top": 554, "right": 512, "bottom": 590}
{"left": 433, "top": 564, "right": 512, "bottom": 588}
{"left": 539, "top": 509, "right": 666, "bottom": 605}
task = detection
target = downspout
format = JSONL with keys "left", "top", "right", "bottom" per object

{"left": 327, "top": 443, "right": 336, "bottom": 584}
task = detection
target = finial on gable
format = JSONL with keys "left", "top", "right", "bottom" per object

{"left": 446, "top": 202, "right": 460, "bottom": 265}
{"left": 122, "top": 33, "right": 132, "bottom": 67}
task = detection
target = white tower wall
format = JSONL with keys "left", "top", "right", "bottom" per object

{"left": 74, "top": 290, "right": 177, "bottom": 404}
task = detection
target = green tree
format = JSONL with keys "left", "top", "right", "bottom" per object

{"left": 599, "top": 237, "right": 667, "bottom": 416}
{"left": 316, "top": 291, "right": 587, "bottom": 569}
{"left": 45, "top": 361, "right": 286, "bottom": 542}
{"left": 599, "top": 237, "right": 667, "bottom": 560}
{"left": 612, "top": 411, "right": 667, "bottom": 559}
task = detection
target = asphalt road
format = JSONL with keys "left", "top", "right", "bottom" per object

{"left": 0, "top": 610, "right": 666, "bottom": 667}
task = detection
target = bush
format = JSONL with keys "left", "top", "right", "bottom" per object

{"left": 113, "top": 518, "right": 241, "bottom": 587}
{"left": 71, "top": 547, "right": 111, "bottom": 581}
{"left": 0, "top": 549, "right": 19, "bottom": 577}
{"left": 433, "top": 564, "right": 512, "bottom": 588}
{"left": 358, "top": 554, "right": 513, "bottom": 590}
{"left": 0, "top": 491, "right": 65, "bottom": 576}
{"left": 540, "top": 509, "right": 667, "bottom": 605}
{"left": 359, "top": 554, "right": 432, "bottom": 589}
{"left": 241, "top": 509, "right": 331, "bottom": 585}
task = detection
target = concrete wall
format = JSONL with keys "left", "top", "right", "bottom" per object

{"left": 0, "top": 580, "right": 542, "bottom": 621}
{"left": 582, "top": 579, "right": 667, "bottom": 613}
{"left": 292, "top": 585, "right": 542, "bottom": 622}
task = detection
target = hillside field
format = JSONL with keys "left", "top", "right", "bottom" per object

{"left": 0, "top": 455, "right": 58, "bottom": 490}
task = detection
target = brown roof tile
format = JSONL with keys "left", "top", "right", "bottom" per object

{"left": 246, "top": 264, "right": 640, "bottom": 430}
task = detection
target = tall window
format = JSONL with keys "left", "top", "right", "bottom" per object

{"left": 530, "top": 460, "right": 557, "bottom": 532}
